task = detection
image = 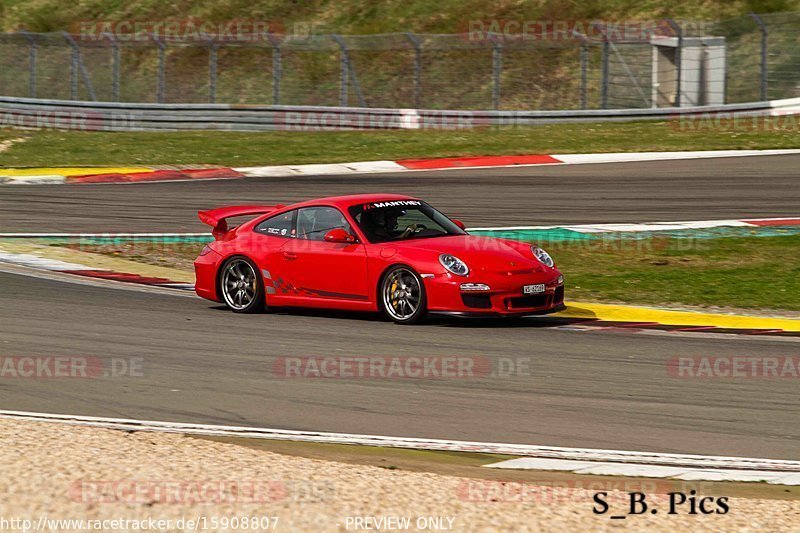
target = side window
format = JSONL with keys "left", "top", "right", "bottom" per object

{"left": 296, "top": 207, "right": 351, "bottom": 241}
{"left": 254, "top": 210, "right": 296, "bottom": 238}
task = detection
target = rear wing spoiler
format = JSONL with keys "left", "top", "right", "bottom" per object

{"left": 198, "top": 204, "right": 284, "bottom": 239}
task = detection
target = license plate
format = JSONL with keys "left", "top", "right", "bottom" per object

{"left": 523, "top": 284, "right": 546, "bottom": 295}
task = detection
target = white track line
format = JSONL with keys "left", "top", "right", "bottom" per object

{"left": 468, "top": 217, "right": 797, "bottom": 232}
{"left": 552, "top": 149, "right": 800, "bottom": 165}
{"left": 234, "top": 149, "right": 800, "bottom": 177}
{"left": 0, "top": 251, "right": 194, "bottom": 291}
{"left": 0, "top": 250, "right": 92, "bottom": 270}
{"left": 484, "top": 458, "right": 800, "bottom": 485}
{"left": 1, "top": 217, "right": 798, "bottom": 239}
{"left": 4, "top": 150, "right": 800, "bottom": 185}
{"left": 1, "top": 410, "right": 799, "bottom": 479}
{"left": 0, "top": 263, "right": 195, "bottom": 297}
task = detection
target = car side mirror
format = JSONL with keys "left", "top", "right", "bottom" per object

{"left": 452, "top": 219, "right": 466, "bottom": 230}
{"left": 324, "top": 228, "right": 356, "bottom": 243}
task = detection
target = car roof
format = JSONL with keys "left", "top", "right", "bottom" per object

{"left": 289, "top": 194, "right": 420, "bottom": 209}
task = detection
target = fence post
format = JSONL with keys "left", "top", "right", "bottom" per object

{"left": 491, "top": 38, "right": 503, "bottom": 110}
{"left": 20, "top": 31, "right": 37, "bottom": 98}
{"left": 203, "top": 33, "right": 218, "bottom": 103}
{"left": 601, "top": 39, "right": 609, "bottom": 109}
{"left": 332, "top": 35, "right": 366, "bottom": 107}
{"left": 153, "top": 34, "right": 166, "bottom": 103}
{"left": 404, "top": 32, "right": 422, "bottom": 108}
{"left": 570, "top": 29, "right": 591, "bottom": 109}
{"left": 267, "top": 33, "right": 282, "bottom": 105}
{"left": 579, "top": 43, "right": 588, "bottom": 109}
{"left": 62, "top": 32, "right": 97, "bottom": 101}
{"left": 749, "top": 13, "right": 768, "bottom": 101}
{"left": 332, "top": 34, "right": 349, "bottom": 106}
{"left": 67, "top": 35, "right": 78, "bottom": 99}
{"left": 665, "top": 19, "right": 683, "bottom": 107}
{"left": 101, "top": 32, "right": 120, "bottom": 102}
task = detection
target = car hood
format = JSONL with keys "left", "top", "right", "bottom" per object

{"left": 389, "top": 234, "right": 549, "bottom": 274}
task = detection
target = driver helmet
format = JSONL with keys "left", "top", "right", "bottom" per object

{"left": 366, "top": 208, "right": 405, "bottom": 234}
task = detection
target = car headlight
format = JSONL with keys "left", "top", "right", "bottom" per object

{"left": 531, "top": 246, "right": 555, "bottom": 268}
{"left": 439, "top": 254, "right": 469, "bottom": 276}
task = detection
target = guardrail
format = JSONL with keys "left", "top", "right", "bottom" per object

{"left": 2, "top": 95, "right": 799, "bottom": 132}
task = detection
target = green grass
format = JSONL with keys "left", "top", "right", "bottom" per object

{"left": 69, "top": 234, "right": 800, "bottom": 312}
{"left": 4, "top": 0, "right": 797, "bottom": 34}
{"left": 552, "top": 234, "right": 800, "bottom": 311}
{"left": 2, "top": 121, "right": 799, "bottom": 167}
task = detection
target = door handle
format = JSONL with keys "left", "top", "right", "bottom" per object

{"left": 282, "top": 251, "right": 298, "bottom": 260}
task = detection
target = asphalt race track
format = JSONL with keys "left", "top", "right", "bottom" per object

{"left": 1, "top": 155, "right": 798, "bottom": 460}
{"left": 1, "top": 155, "right": 799, "bottom": 232}
{"left": 2, "top": 267, "right": 798, "bottom": 459}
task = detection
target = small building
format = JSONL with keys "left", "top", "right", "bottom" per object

{"left": 651, "top": 36, "right": 726, "bottom": 107}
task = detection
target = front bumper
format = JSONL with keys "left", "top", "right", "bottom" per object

{"left": 424, "top": 270, "right": 565, "bottom": 316}
{"left": 430, "top": 302, "right": 566, "bottom": 318}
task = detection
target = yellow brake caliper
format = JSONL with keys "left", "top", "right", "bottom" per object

{"left": 390, "top": 281, "right": 399, "bottom": 309}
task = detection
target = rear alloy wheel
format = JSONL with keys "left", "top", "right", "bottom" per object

{"left": 380, "top": 266, "right": 427, "bottom": 324}
{"left": 220, "top": 256, "right": 265, "bottom": 314}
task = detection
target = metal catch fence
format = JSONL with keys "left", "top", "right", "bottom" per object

{"left": 0, "top": 13, "right": 798, "bottom": 110}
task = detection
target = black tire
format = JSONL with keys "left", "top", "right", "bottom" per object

{"left": 379, "top": 265, "right": 428, "bottom": 324}
{"left": 219, "top": 256, "right": 265, "bottom": 314}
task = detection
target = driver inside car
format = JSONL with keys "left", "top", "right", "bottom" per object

{"left": 362, "top": 208, "right": 405, "bottom": 240}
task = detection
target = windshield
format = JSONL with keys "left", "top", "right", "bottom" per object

{"left": 348, "top": 200, "right": 466, "bottom": 244}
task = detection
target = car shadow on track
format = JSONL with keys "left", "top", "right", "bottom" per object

{"left": 207, "top": 304, "right": 577, "bottom": 329}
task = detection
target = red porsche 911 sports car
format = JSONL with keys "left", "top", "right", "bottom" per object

{"left": 194, "top": 194, "right": 564, "bottom": 324}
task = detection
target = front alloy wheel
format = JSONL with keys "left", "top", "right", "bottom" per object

{"left": 220, "top": 256, "right": 265, "bottom": 313}
{"left": 380, "top": 266, "right": 427, "bottom": 324}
